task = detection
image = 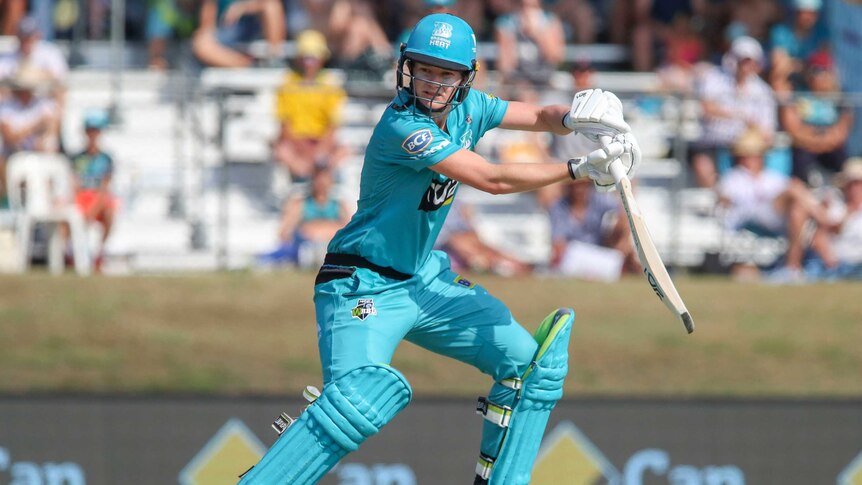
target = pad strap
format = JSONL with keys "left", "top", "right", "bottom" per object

{"left": 475, "top": 453, "right": 495, "bottom": 480}
{"left": 500, "top": 377, "right": 522, "bottom": 390}
{"left": 476, "top": 397, "right": 512, "bottom": 428}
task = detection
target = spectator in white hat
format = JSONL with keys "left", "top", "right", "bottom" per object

{"left": 0, "top": 16, "right": 67, "bottom": 108}
{"left": 690, "top": 35, "right": 776, "bottom": 188}
{"left": 0, "top": 66, "right": 60, "bottom": 159}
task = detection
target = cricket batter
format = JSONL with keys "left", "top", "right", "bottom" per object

{"left": 240, "top": 13, "right": 640, "bottom": 485}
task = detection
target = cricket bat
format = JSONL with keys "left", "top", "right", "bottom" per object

{"left": 608, "top": 158, "right": 695, "bottom": 334}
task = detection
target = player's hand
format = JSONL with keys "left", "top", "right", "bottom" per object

{"left": 567, "top": 140, "right": 624, "bottom": 188}
{"left": 567, "top": 133, "right": 641, "bottom": 192}
{"left": 593, "top": 133, "right": 642, "bottom": 192}
{"left": 562, "top": 89, "right": 631, "bottom": 142}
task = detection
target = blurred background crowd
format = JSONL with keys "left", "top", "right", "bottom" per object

{"left": 0, "top": 0, "right": 860, "bottom": 285}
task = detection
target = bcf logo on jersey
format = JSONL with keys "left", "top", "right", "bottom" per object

{"left": 402, "top": 129, "right": 434, "bottom": 154}
{"left": 430, "top": 22, "right": 452, "bottom": 49}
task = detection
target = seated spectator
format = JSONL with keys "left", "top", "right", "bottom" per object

{"left": 804, "top": 158, "right": 862, "bottom": 280}
{"left": 655, "top": 12, "right": 706, "bottom": 95}
{"left": 0, "top": 66, "right": 60, "bottom": 171}
{"left": 327, "top": 0, "right": 392, "bottom": 80}
{"left": 68, "top": 110, "right": 116, "bottom": 272}
{"left": 284, "top": 0, "right": 333, "bottom": 38}
{"left": 435, "top": 202, "right": 532, "bottom": 277}
{"left": 630, "top": 0, "right": 696, "bottom": 72}
{"left": 716, "top": 128, "right": 835, "bottom": 283}
{"left": 494, "top": 0, "right": 565, "bottom": 88}
{"left": 146, "top": 0, "right": 200, "bottom": 69}
{"left": 191, "top": 0, "right": 285, "bottom": 68}
{"left": 548, "top": 179, "right": 637, "bottom": 281}
{"left": 691, "top": 36, "right": 776, "bottom": 188}
{"left": 272, "top": 29, "right": 349, "bottom": 185}
{"left": 548, "top": 0, "right": 600, "bottom": 45}
{"left": 0, "top": 16, "right": 68, "bottom": 106}
{"left": 780, "top": 50, "right": 853, "bottom": 186}
{"left": 259, "top": 164, "right": 350, "bottom": 267}
{"left": 768, "top": 0, "right": 829, "bottom": 95}
{"left": 724, "top": 0, "right": 782, "bottom": 45}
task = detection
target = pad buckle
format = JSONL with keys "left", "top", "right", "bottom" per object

{"left": 272, "top": 412, "right": 294, "bottom": 435}
{"left": 476, "top": 397, "right": 512, "bottom": 428}
{"left": 272, "top": 385, "right": 322, "bottom": 436}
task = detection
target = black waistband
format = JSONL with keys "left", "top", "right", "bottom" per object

{"left": 322, "top": 253, "right": 412, "bottom": 281}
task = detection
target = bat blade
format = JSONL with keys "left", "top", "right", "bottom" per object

{"left": 616, "top": 175, "right": 694, "bottom": 334}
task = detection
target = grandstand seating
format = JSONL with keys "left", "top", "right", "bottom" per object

{"left": 0, "top": 60, "right": 788, "bottom": 274}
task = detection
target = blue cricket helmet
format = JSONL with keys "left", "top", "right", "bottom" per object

{"left": 403, "top": 13, "right": 476, "bottom": 71}
{"left": 397, "top": 13, "right": 478, "bottom": 112}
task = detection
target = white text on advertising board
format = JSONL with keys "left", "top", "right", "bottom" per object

{"left": 532, "top": 422, "right": 746, "bottom": 484}
{"left": 0, "top": 446, "right": 85, "bottom": 485}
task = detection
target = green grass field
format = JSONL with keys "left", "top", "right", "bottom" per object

{"left": 1, "top": 272, "right": 859, "bottom": 397}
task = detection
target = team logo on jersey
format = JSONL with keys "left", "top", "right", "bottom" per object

{"left": 430, "top": 22, "right": 453, "bottom": 49}
{"left": 419, "top": 177, "right": 459, "bottom": 211}
{"left": 402, "top": 129, "right": 434, "bottom": 154}
{"left": 351, "top": 299, "right": 377, "bottom": 321}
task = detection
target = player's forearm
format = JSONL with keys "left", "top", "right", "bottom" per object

{"left": 503, "top": 102, "right": 571, "bottom": 134}
{"left": 485, "top": 162, "right": 570, "bottom": 195}
{"left": 539, "top": 105, "right": 572, "bottom": 135}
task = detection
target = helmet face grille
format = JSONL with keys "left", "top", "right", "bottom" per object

{"left": 396, "top": 57, "right": 476, "bottom": 115}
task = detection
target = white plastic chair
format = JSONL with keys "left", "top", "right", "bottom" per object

{"left": 6, "top": 151, "right": 91, "bottom": 275}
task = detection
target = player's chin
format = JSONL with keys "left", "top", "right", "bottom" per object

{"left": 418, "top": 98, "right": 445, "bottom": 111}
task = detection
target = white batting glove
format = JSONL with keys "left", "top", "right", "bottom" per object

{"left": 568, "top": 133, "right": 641, "bottom": 192}
{"left": 567, "top": 140, "right": 625, "bottom": 188}
{"left": 562, "top": 89, "right": 631, "bottom": 142}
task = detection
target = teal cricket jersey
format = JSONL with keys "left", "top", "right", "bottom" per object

{"left": 327, "top": 88, "right": 509, "bottom": 275}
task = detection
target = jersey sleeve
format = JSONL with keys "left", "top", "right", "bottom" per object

{"left": 470, "top": 89, "right": 509, "bottom": 138}
{"left": 377, "top": 114, "right": 461, "bottom": 171}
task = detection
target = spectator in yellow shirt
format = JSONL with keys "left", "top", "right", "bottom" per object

{"left": 273, "top": 30, "right": 350, "bottom": 183}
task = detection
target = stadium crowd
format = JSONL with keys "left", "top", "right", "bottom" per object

{"left": 0, "top": 0, "right": 860, "bottom": 282}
